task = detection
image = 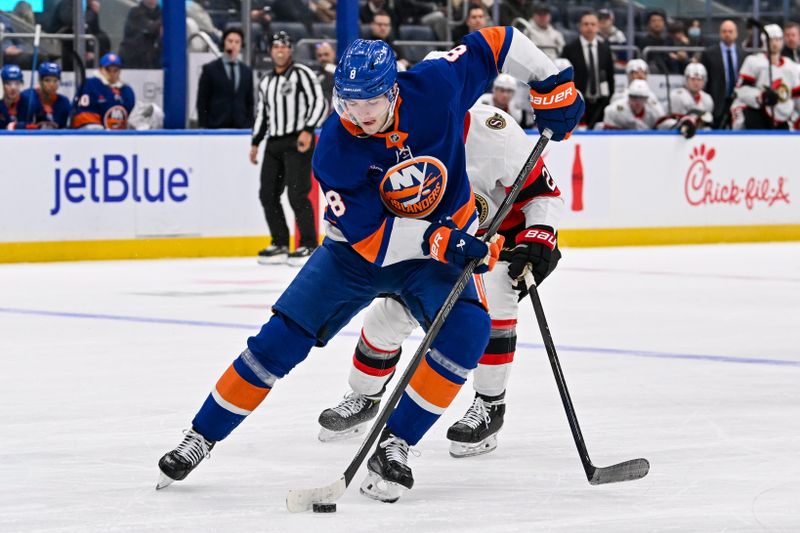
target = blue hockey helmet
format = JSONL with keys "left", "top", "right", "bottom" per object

{"left": 1, "top": 64, "right": 23, "bottom": 83}
{"left": 332, "top": 39, "right": 398, "bottom": 131}
{"left": 38, "top": 62, "right": 62, "bottom": 80}
{"left": 333, "top": 39, "right": 397, "bottom": 101}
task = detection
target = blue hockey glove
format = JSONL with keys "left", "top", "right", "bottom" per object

{"left": 422, "top": 217, "right": 504, "bottom": 274}
{"left": 529, "top": 66, "right": 585, "bottom": 141}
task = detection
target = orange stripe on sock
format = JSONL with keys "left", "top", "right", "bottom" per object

{"left": 215, "top": 364, "right": 270, "bottom": 412}
{"left": 408, "top": 357, "right": 462, "bottom": 409}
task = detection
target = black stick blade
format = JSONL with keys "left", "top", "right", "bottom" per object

{"left": 589, "top": 458, "right": 650, "bottom": 485}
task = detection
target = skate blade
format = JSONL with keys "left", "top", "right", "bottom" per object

{"left": 359, "top": 471, "right": 406, "bottom": 503}
{"left": 286, "top": 256, "right": 310, "bottom": 267}
{"left": 449, "top": 434, "right": 498, "bottom": 458}
{"left": 257, "top": 256, "right": 287, "bottom": 265}
{"left": 156, "top": 472, "right": 175, "bottom": 490}
{"left": 318, "top": 422, "right": 368, "bottom": 442}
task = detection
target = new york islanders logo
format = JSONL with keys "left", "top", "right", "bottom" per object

{"left": 380, "top": 156, "right": 448, "bottom": 218}
{"left": 104, "top": 105, "right": 129, "bottom": 130}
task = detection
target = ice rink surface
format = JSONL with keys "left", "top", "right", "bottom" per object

{"left": 1, "top": 243, "right": 799, "bottom": 532}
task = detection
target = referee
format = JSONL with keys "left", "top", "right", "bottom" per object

{"left": 250, "top": 31, "right": 326, "bottom": 266}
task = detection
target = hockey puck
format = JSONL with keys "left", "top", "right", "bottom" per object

{"left": 312, "top": 503, "right": 337, "bottom": 513}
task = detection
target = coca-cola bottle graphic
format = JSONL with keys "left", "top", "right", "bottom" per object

{"left": 571, "top": 143, "right": 584, "bottom": 211}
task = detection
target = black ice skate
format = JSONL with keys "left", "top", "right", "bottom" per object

{"left": 156, "top": 428, "right": 215, "bottom": 490}
{"left": 360, "top": 428, "right": 417, "bottom": 503}
{"left": 257, "top": 244, "right": 288, "bottom": 265}
{"left": 446, "top": 392, "right": 505, "bottom": 458}
{"left": 318, "top": 391, "right": 381, "bottom": 442}
{"left": 286, "top": 246, "right": 316, "bottom": 267}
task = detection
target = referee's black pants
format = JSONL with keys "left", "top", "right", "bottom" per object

{"left": 259, "top": 133, "right": 318, "bottom": 249}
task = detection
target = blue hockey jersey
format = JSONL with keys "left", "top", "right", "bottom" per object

{"left": 0, "top": 97, "right": 19, "bottom": 129}
{"left": 312, "top": 26, "right": 558, "bottom": 266}
{"left": 16, "top": 88, "right": 71, "bottom": 129}
{"left": 71, "top": 76, "right": 136, "bottom": 130}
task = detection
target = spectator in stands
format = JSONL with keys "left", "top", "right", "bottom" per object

{"left": 395, "top": 0, "right": 448, "bottom": 41}
{"left": 561, "top": 10, "right": 614, "bottom": 128}
{"left": 360, "top": 0, "right": 399, "bottom": 29}
{"left": 701, "top": 19, "right": 745, "bottom": 128}
{"left": 367, "top": 11, "right": 410, "bottom": 70}
{"left": 71, "top": 53, "right": 136, "bottom": 129}
{"left": 782, "top": 22, "right": 800, "bottom": 62}
{"left": 635, "top": 11, "right": 670, "bottom": 71}
{"left": 666, "top": 20, "right": 692, "bottom": 72}
{"left": 11, "top": 1, "right": 34, "bottom": 25}
{"left": 196, "top": 28, "right": 255, "bottom": 129}
{"left": 17, "top": 62, "right": 71, "bottom": 129}
{"left": 272, "top": 0, "right": 314, "bottom": 35}
{"left": 0, "top": 12, "right": 33, "bottom": 68}
{"left": 0, "top": 64, "right": 23, "bottom": 129}
{"left": 524, "top": 3, "right": 564, "bottom": 61}
{"left": 313, "top": 41, "right": 336, "bottom": 113}
{"left": 119, "top": 0, "right": 162, "bottom": 69}
{"left": 597, "top": 8, "right": 626, "bottom": 49}
{"left": 499, "top": 0, "right": 533, "bottom": 27}
{"left": 247, "top": 2, "right": 271, "bottom": 52}
{"left": 687, "top": 19, "right": 706, "bottom": 47}
{"left": 48, "top": 0, "right": 111, "bottom": 69}
{"left": 310, "top": 0, "right": 336, "bottom": 24}
{"left": 452, "top": 4, "right": 489, "bottom": 46}
{"left": 601, "top": 79, "right": 665, "bottom": 130}
{"left": 477, "top": 73, "right": 525, "bottom": 126}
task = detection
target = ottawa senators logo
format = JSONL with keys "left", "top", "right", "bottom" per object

{"left": 485, "top": 113, "right": 506, "bottom": 130}
{"left": 474, "top": 193, "right": 489, "bottom": 225}
{"left": 380, "top": 156, "right": 448, "bottom": 218}
{"left": 103, "top": 105, "right": 129, "bottom": 130}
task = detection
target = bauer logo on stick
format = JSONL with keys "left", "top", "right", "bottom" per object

{"left": 380, "top": 156, "right": 448, "bottom": 218}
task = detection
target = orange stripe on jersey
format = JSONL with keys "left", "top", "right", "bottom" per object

{"left": 71, "top": 112, "right": 101, "bottom": 128}
{"left": 451, "top": 189, "right": 476, "bottom": 229}
{"left": 215, "top": 364, "right": 270, "bottom": 412}
{"left": 409, "top": 357, "right": 462, "bottom": 409}
{"left": 352, "top": 219, "right": 388, "bottom": 263}
{"left": 478, "top": 27, "right": 507, "bottom": 70}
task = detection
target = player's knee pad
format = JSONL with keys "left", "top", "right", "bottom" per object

{"left": 246, "top": 312, "right": 317, "bottom": 378}
{"left": 431, "top": 300, "right": 491, "bottom": 370}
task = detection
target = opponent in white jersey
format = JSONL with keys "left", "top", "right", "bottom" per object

{"left": 317, "top": 103, "right": 564, "bottom": 457}
{"left": 601, "top": 79, "right": 667, "bottom": 129}
{"left": 668, "top": 63, "right": 714, "bottom": 137}
{"left": 610, "top": 58, "right": 666, "bottom": 116}
{"left": 477, "top": 73, "right": 525, "bottom": 126}
{"left": 732, "top": 24, "right": 800, "bottom": 129}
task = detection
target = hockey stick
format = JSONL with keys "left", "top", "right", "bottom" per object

{"left": 522, "top": 270, "right": 650, "bottom": 485}
{"left": 285, "top": 128, "right": 554, "bottom": 512}
{"left": 24, "top": 24, "right": 41, "bottom": 125}
{"left": 747, "top": 18, "right": 775, "bottom": 121}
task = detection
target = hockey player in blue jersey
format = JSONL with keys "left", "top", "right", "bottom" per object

{"left": 0, "top": 65, "right": 23, "bottom": 129}
{"left": 71, "top": 53, "right": 135, "bottom": 129}
{"left": 17, "top": 62, "right": 71, "bottom": 129}
{"left": 157, "top": 27, "right": 583, "bottom": 503}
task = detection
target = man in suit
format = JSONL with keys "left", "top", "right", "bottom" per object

{"left": 196, "top": 28, "right": 255, "bottom": 129}
{"left": 701, "top": 20, "right": 746, "bottom": 129}
{"left": 781, "top": 22, "right": 800, "bottom": 62}
{"left": 561, "top": 10, "right": 615, "bottom": 128}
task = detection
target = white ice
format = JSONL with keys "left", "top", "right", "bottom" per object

{"left": 1, "top": 243, "right": 798, "bottom": 532}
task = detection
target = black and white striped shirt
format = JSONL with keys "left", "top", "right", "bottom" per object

{"left": 252, "top": 62, "right": 327, "bottom": 144}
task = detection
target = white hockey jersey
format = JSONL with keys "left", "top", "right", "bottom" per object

{"left": 610, "top": 87, "right": 666, "bottom": 116}
{"left": 600, "top": 99, "right": 665, "bottom": 130}
{"left": 669, "top": 87, "right": 714, "bottom": 116}
{"left": 477, "top": 92, "right": 525, "bottom": 128}
{"left": 465, "top": 104, "right": 564, "bottom": 237}
{"left": 733, "top": 54, "right": 800, "bottom": 123}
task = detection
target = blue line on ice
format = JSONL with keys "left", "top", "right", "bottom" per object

{"left": 3, "top": 306, "right": 797, "bottom": 368}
